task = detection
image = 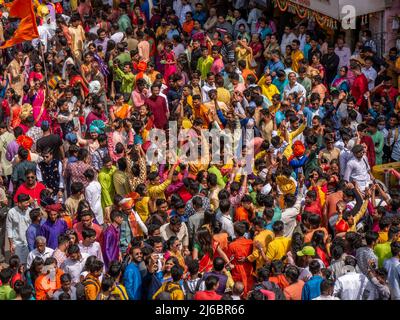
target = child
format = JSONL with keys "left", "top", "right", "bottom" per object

{"left": 0, "top": 268, "right": 17, "bottom": 300}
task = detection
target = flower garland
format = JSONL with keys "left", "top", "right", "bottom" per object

{"left": 272, "top": 0, "right": 338, "bottom": 29}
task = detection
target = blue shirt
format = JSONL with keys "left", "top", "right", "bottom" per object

{"left": 167, "top": 29, "right": 180, "bottom": 40}
{"left": 303, "top": 106, "right": 326, "bottom": 127}
{"left": 26, "top": 222, "right": 42, "bottom": 252}
{"left": 123, "top": 262, "right": 143, "bottom": 300}
{"left": 266, "top": 60, "right": 285, "bottom": 77}
{"left": 272, "top": 78, "right": 289, "bottom": 98}
{"left": 302, "top": 275, "right": 323, "bottom": 300}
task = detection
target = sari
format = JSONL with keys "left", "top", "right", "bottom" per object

{"left": 195, "top": 240, "right": 220, "bottom": 274}
{"left": 331, "top": 75, "right": 350, "bottom": 92}
{"left": 32, "top": 89, "right": 50, "bottom": 127}
{"left": 111, "top": 104, "right": 131, "bottom": 120}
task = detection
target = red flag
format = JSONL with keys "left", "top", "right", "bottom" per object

{"left": 0, "top": 0, "right": 39, "bottom": 48}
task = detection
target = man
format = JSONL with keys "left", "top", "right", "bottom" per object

{"left": 39, "top": 203, "right": 68, "bottom": 250}
{"left": 145, "top": 84, "right": 169, "bottom": 129}
{"left": 160, "top": 216, "right": 189, "bottom": 255}
{"left": 232, "top": 9, "right": 249, "bottom": 38}
{"left": 266, "top": 50, "right": 285, "bottom": 79}
{"left": 0, "top": 122, "right": 15, "bottom": 178}
{"left": 383, "top": 241, "right": 400, "bottom": 300}
{"left": 61, "top": 244, "right": 89, "bottom": 285}
{"left": 36, "top": 121, "right": 64, "bottom": 160}
{"left": 11, "top": 148, "right": 37, "bottom": 190}
{"left": 257, "top": 74, "right": 280, "bottom": 102}
{"left": 203, "top": 257, "right": 232, "bottom": 295}
{"left": 313, "top": 280, "right": 340, "bottom": 300}
{"left": 362, "top": 56, "right": 378, "bottom": 91}
{"left": 361, "top": 30, "right": 377, "bottom": 53}
{"left": 91, "top": 134, "right": 109, "bottom": 172}
{"left": 26, "top": 236, "right": 54, "bottom": 269}
{"left": 102, "top": 210, "right": 123, "bottom": 270}
{"left": 197, "top": 46, "right": 214, "bottom": 80}
{"left": 0, "top": 268, "right": 17, "bottom": 300}
{"left": 192, "top": 95, "right": 212, "bottom": 129}
{"left": 221, "top": 34, "right": 235, "bottom": 64}
{"left": 375, "top": 225, "right": 400, "bottom": 268}
{"left": 6, "top": 193, "right": 31, "bottom": 263}
{"left": 36, "top": 148, "right": 64, "bottom": 200}
{"left": 137, "top": 31, "right": 150, "bottom": 63}
{"left": 265, "top": 221, "right": 290, "bottom": 262}
{"left": 82, "top": 259, "right": 104, "bottom": 300}
{"left": 246, "top": 218, "right": 274, "bottom": 271}
{"left": 26, "top": 208, "right": 42, "bottom": 252}
{"left": 321, "top": 43, "right": 340, "bottom": 85}
{"left": 280, "top": 25, "right": 297, "bottom": 55}
{"left": 228, "top": 222, "right": 253, "bottom": 295}
{"left": 113, "top": 158, "right": 131, "bottom": 197}
{"left": 117, "top": 3, "right": 132, "bottom": 32}
{"left": 194, "top": 275, "right": 222, "bottom": 300}
{"left": 98, "top": 156, "right": 117, "bottom": 219}
{"left": 113, "top": 61, "right": 135, "bottom": 96}
{"left": 123, "top": 245, "right": 143, "bottom": 300}
{"left": 73, "top": 210, "right": 103, "bottom": 243}
{"left": 281, "top": 193, "right": 302, "bottom": 238}
{"left": 283, "top": 72, "right": 307, "bottom": 104}
{"left": 356, "top": 231, "right": 379, "bottom": 276}
{"left": 52, "top": 234, "right": 70, "bottom": 268}
{"left": 333, "top": 256, "right": 375, "bottom": 299}
{"left": 78, "top": 228, "right": 103, "bottom": 265}
{"left": 216, "top": 199, "right": 234, "bottom": 240}
{"left": 65, "top": 182, "right": 85, "bottom": 217}
{"left": 216, "top": 15, "right": 233, "bottom": 35}
{"left": 188, "top": 196, "right": 205, "bottom": 243}
{"left": 68, "top": 14, "right": 86, "bottom": 59}
{"left": 8, "top": 50, "right": 24, "bottom": 97}
{"left": 335, "top": 38, "right": 352, "bottom": 68}
{"left": 367, "top": 119, "right": 384, "bottom": 165}
{"left": 301, "top": 260, "right": 323, "bottom": 300}
{"left": 291, "top": 39, "right": 304, "bottom": 73}
{"left": 343, "top": 144, "right": 373, "bottom": 191}
{"left": 350, "top": 62, "right": 368, "bottom": 110}
{"left": 201, "top": 72, "right": 217, "bottom": 103}
{"left": 53, "top": 274, "right": 77, "bottom": 300}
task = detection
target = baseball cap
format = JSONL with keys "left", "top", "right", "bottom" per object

{"left": 296, "top": 246, "right": 316, "bottom": 257}
{"left": 65, "top": 133, "right": 77, "bottom": 144}
{"left": 41, "top": 121, "right": 50, "bottom": 131}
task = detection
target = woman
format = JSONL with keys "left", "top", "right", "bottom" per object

{"left": 311, "top": 230, "right": 330, "bottom": 268}
{"left": 64, "top": 148, "right": 93, "bottom": 188}
{"left": 147, "top": 256, "right": 180, "bottom": 299}
{"left": 307, "top": 53, "right": 325, "bottom": 80}
{"left": 28, "top": 62, "right": 44, "bottom": 87}
{"left": 132, "top": 5, "right": 146, "bottom": 25}
{"left": 250, "top": 33, "right": 264, "bottom": 76}
{"left": 235, "top": 39, "right": 253, "bottom": 70}
{"left": 62, "top": 47, "right": 75, "bottom": 80}
{"left": 196, "top": 170, "right": 208, "bottom": 190}
{"left": 65, "top": 229, "right": 79, "bottom": 246}
{"left": 25, "top": 257, "right": 45, "bottom": 295}
{"left": 263, "top": 33, "right": 280, "bottom": 61}
{"left": 9, "top": 93, "right": 21, "bottom": 129}
{"left": 109, "top": 94, "right": 131, "bottom": 121}
{"left": 192, "top": 227, "right": 231, "bottom": 274}
{"left": 284, "top": 45, "right": 293, "bottom": 61}
{"left": 311, "top": 75, "right": 327, "bottom": 105}
{"left": 161, "top": 43, "right": 177, "bottom": 83}
{"left": 331, "top": 66, "right": 350, "bottom": 93}
{"left": 80, "top": 52, "right": 93, "bottom": 86}
{"left": 144, "top": 62, "right": 160, "bottom": 86}
{"left": 31, "top": 80, "right": 50, "bottom": 128}
{"left": 164, "top": 236, "right": 186, "bottom": 270}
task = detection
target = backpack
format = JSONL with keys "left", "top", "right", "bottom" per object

{"left": 154, "top": 281, "right": 181, "bottom": 300}
{"left": 82, "top": 277, "right": 101, "bottom": 300}
{"left": 182, "top": 278, "right": 203, "bottom": 300}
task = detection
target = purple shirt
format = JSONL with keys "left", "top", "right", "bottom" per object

{"left": 145, "top": 96, "right": 168, "bottom": 129}
{"left": 6, "top": 140, "right": 19, "bottom": 162}
{"left": 39, "top": 219, "right": 68, "bottom": 249}
{"left": 102, "top": 224, "right": 120, "bottom": 269}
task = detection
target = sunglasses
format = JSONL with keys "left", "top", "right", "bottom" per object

{"left": 26, "top": 176, "right": 36, "bottom": 179}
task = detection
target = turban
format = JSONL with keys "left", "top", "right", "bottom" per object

{"left": 90, "top": 120, "right": 105, "bottom": 134}
{"left": 45, "top": 203, "right": 62, "bottom": 212}
{"left": 335, "top": 219, "right": 349, "bottom": 233}
{"left": 119, "top": 192, "right": 140, "bottom": 210}
{"left": 17, "top": 135, "right": 33, "bottom": 150}
{"left": 292, "top": 140, "right": 305, "bottom": 158}
{"left": 89, "top": 80, "right": 101, "bottom": 94}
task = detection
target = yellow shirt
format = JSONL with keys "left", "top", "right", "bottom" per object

{"left": 217, "top": 87, "right": 231, "bottom": 106}
{"left": 257, "top": 75, "right": 280, "bottom": 101}
{"left": 291, "top": 50, "right": 304, "bottom": 73}
{"left": 152, "top": 282, "right": 184, "bottom": 300}
{"left": 148, "top": 179, "right": 171, "bottom": 200}
{"left": 135, "top": 196, "right": 150, "bottom": 223}
{"left": 378, "top": 231, "right": 388, "bottom": 244}
{"left": 247, "top": 229, "right": 275, "bottom": 271}
{"left": 279, "top": 123, "right": 306, "bottom": 159}
{"left": 266, "top": 236, "right": 291, "bottom": 261}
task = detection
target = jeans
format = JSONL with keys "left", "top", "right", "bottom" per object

{"left": 15, "top": 244, "right": 29, "bottom": 264}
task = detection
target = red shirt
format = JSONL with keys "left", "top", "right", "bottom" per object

{"left": 194, "top": 290, "right": 222, "bottom": 300}
{"left": 145, "top": 96, "right": 168, "bottom": 129}
{"left": 14, "top": 182, "right": 46, "bottom": 204}
{"left": 361, "top": 135, "right": 376, "bottom": 168}
{"left": 351, "top": 74, "right": 368, "bottom": 109}
{"left": 73, "top": 222, "right": 103, "bottom": 243}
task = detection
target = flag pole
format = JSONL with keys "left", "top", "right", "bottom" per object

{"left": 39, "top": 41, "right": 49, "bottom": 96}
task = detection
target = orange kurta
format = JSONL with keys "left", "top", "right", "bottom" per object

{"left": 228, "top": 237, "right": 254, "bottom": 295}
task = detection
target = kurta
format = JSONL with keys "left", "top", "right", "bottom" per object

{"left": 102, "top": 223, "right": 120, "bottom": 270}
{"left": 370, "top": 131, "right": 384, "bottom": 165}
{"left": 98, "top": 166, "right": 117, "bottom": 209}
{"left": 228, "top": 237, "right": 254, "bottom": 295}
{"left": 0, "top": 132, "right": 15, "bottom": 176}
{"left": 39, "top": 219, "right": 68, "bottom": 249}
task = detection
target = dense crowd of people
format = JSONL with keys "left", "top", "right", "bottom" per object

{"left": 0, "top": 0, "right": 400, "bottom": 301}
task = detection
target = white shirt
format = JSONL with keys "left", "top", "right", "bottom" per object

{"left": 313, "top": 295, "right": 340, "bottom": 300}
{"left": 280, "top": 32, "right": 298, "bottom": 54}
{"left": 283, "top": 82, "right": 307, "bottom": 104}
{"left": 61, "top": 253, "right": 89, "bottom": 285}
{"left": 179, "top": 4, "right": 192, "bottom": 26}
{"left": 247, "top": 8, "right": 262, "bottom": 34}
{"left": 361, "top": 66, "right": 377, "bottom": 91}
{"left": 281, "top": 196, "right": 302, "bottom": 238}
{"left": 298, "top": 33, "right": 306, "bottom": 51}
{"left": 26, "top": 247, "right": 54, "bottom": 269}
{"left": 343, "top": 155, "right": 372, "bottom": 191}
{"left": 85, "top": 181, "right": 103, "bottom": 225}
{"left": 6, "top": 206, "right": 32, "bottom": 246}
{"left": 333, "top": 271, "right": 375, "bottom": 300}
{"left": 78, "top": 241, "right": 104, "bottom": 262}
{"left": 217, "top": 213, "right": 235, "bottom": 240}
{"left": 335, "top": 46, "right": 352, "bottom": 68}
{"left": 201, "top": 82, "right": 216, "bottom": 103}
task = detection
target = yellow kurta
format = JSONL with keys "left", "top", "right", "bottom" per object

{"left": 247, "top": 229, "right": 275, "bottom": 271}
